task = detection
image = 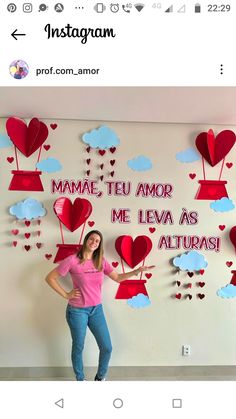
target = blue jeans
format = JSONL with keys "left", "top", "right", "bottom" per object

{"left": 66, "top": 304, "right": 112, "bottom": 381}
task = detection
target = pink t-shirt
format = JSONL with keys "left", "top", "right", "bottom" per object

{"left": 57, "top": 254, "right": 113, "bottom": 307}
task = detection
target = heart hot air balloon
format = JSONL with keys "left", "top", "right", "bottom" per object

{"left": 115, "top": 235, "right": 152, "bottom": 268}
{"left": 195, "top": 129, "right": 235, "bottom": 167}
{"left": 229, "top": 226, "right": 236, "bottom": 253}
{"left": 54, "top": 197, "right": 92, "bottom": 232}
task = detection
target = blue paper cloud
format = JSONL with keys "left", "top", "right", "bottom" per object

{"left": 0, "top": 133, "right": 12, "bottom": 148}
{"left": 127, "top": 293, "right": 151, "bottom": 308}
{"left": 9, "top": 198, "right": 46, "bottom": 220}
{"left": 36, "top": 157, "right": 62, "bottom": 173}
{"left": 82, "top": 125, "right": 120, "bottom": 149}
{"left": 127, "top": 155, "right": 152, "bottom": 171}
{"left": 217, "top": 284, "right": 236, "bottom": 298}
{"left": 176, "top": 148, "right": 200, "bottom": 163}
{"left": 210, "top": 197, "right": 235, "bottom": 212}
{"left": 173, "top": 250, "right": 208, "bottom": 271}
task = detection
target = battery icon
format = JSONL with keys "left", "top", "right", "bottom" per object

{"left": 195, "top": 3, "right": 201, "bottom": 12}
{"left": 94, "top": 3, "right": 106, "bottom": 12}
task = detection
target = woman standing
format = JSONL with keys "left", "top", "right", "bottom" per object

{"left": 45, "top": 230, "right": 154, "bottom": 381}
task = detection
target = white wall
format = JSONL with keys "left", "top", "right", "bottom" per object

{"left": 1, "top": 118, "right": 236, "bottom": 368}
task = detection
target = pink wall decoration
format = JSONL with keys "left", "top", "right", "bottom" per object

{"left": 195, "top": 129, "right": 235, "bottom": 200}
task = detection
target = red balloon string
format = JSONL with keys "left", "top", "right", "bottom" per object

{"left": 202, "top": 156, "right": 206, "bottom": 180}
{"left": 59, "top": 220, "right": 64, "bottom": 244}
{"left": 139, "top": 259, "right": 145, "bottom": 280}
{"left": 218, "top": 157, "right": 225, "bottom": 180}
{"left": 120, "top": 257, "right": 125, "bottom": 274}
{"left": 36, "top": 146, "right": 42, "bottom": 170}
{"left": 79, "top": 221, "right": 86, "bottom": 245}
{"left": 14, "top": 145, "right": 19, "bottom": 170}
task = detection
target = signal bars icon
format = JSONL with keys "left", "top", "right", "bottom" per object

{"left": 134, "top": 3, "right": 145, "bottom": 12}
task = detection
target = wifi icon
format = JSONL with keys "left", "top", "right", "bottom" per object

{"left": 134, "top": 3, "right": 145, "bottom": 12}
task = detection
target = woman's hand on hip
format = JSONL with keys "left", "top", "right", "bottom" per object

{"left": 66, "top": 288, "right": 81, "bottom": 299}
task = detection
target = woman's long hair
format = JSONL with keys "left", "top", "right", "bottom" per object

{"left": 77, "top": 230, "right": 104, "bottom": 271}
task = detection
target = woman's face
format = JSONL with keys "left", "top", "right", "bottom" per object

{"left": 85, "top": 233, "right": 101, "bottom": 252}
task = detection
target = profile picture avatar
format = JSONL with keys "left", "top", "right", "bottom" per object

{"left": 9, "top": 60, "right": 29, "bottom": 79}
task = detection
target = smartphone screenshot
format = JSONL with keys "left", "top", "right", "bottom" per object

{"left": 0, "top": 1, "right": 236, "bottom": 417}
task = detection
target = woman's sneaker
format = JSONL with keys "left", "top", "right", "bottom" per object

{"left": 94, "top": 374, "right": 106, "bottom": 381}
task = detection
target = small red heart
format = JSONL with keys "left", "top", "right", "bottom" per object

{"left": 149, "top": 227, "right": 156, "bottom": 234}
{"left": 43, "top": 144, "right": 50, "bottom": 151}
{"left": 176, "top": 281, "right": 181, "bottom": 287}
{"left": 50, "top": 123, "right": 57, "bottom": 130}
{"left": 110, "top": 159, "right": 115, "bottom": 166}
{"left": 100, "top": 164, "right": 104, "bottom": 169}
{"left": 198, "top": 293, "right": 205, "bottom": 299}
{"left": 24, "top": 245, "right": 31, "bottom": 251}
{"left": 99, "top": 150, "right": 106, "bottom": 156}
{"left": 12, "top": 241, "right": 17, "bottom": 247}
{"left": 175, "top": 293, "right": 181, "bottom": 299}
{"left": 187, "top": 272, "right": 194, "bottom": 278}
{"left": 187, "top": 294, "right": 192, "bottom": 300}
{"left": 218, "top": 225, "right": 225, "bottom": 231}
{"left": 110, "top": 147, "right": 116, "bottom": 153}
{"left": 37, "top": 220, "right": 41, "bottom": 225}
{"left": 145, "top": 273, "right": 152, "bottom": 279}
{"left": 86, "top": 159, "right": 91, "bottom": 165}
{"left": 25, "top": 221, "right": 31, "bottom": 227}
{"left": 88, "top": 221, "right": 95, "bottom": 227}
{"left": 100, "top": 175, "right": 104, "bottom": 181}
{"left": 226, "top": 162, "right": 233, "bottom": 169}
{"left": 199, "top": 282, "right": 205, "bottom": 287}
{"left": 189, "top": 173, "right": 196, "bottom": 179}
{"left": 45, "top": 254, "right": 52, "bottom": 260}
{"left": 36, "top": 243, "right": 42, "bottom": 249}
{"left": 7, "top": 157, "right": 14, "bottom": 163}
{"left": 12, "top": 229, "right": 19, "bottom": 235}
{"left": 37, "top": 231, "right": 41, "bottom": 236}
{"left": 86, "top": 170, "right": 90, "bottom": 176}
{"left": 110, "top": 171, "right": 115, "bottom": 177}
{"left": 187, "top": 283, "right": 192, "bottom": 288}
{"left": 226, "top": 261, "right": 233, "bottom": 267}
{"left": 199, "top": 269, "right": 205, "bottom": 275}
{"left": 25, "top": 233, "right": 31, "bottom": 239}
{"left": 112, "top": 261, "right": 119, "bottom": 268}
{"left": 86, "top": 146, "right": 91, "bottom": 153}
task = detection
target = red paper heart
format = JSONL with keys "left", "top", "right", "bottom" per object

{"left": 6, "top": 117, "right": 49, "bottom": 157}
{"left": 36, "top": 243, "right": 42, "bottom": 249}
{"left": 187, "top": 283, "right": 192, "bottom": 288}
{"left": 199, "top": 282, "right": 205, "bottom": 287}
{"left": 175, "top": 293, "right": 181, "bottom": 299}
{"left": 189, "top": 173, "right": 196, "bottom": 179}
{"left": 54, "top": 197, "right": 93, "bottom": 232}
{"left": 24, "top": 245, "right": 31, "bottom": 251}
{"left": 100, "top": 175, "right": 104, "bottom": 181}
{"left": 12, "top": 229, "right": 19, "bottom": 235}
{"left": 198, "top": 293, "right": 205, "bottom": 299}
{"left": 110, "top": 171, "right": 115, "bottom": 177}
{"left": 115, "top": 235, "right": 152, "bottom": 268}
{"left": 226, "top": 162, "right": 233, "bottom": 169}
{"left": 99, "top": 150, "right": 106, "bottom": 156}
{"left": 145, "top": 273, "right": 152, "bottom": 279}
{"left": 50, "top": 124, "right": 57, "bottom": 130}
{"left": 43, "top": 144, "right": 50, "bottom": 151}
{"left": 110, "top": 147, "right": 116, "bottom": 153}
{"left": 112, "top": 261, "right": 119, "bottom": 268}
{"left": 86, "top": 170, "right": 90, "bottom": 176}
{"left": 25, "top": 233, "right": 30, "bottom": 239}
{"left": 195, "top": 129, "right": 235, "bottom": 167}
{"left": 86, "top": 146, "right": 91, "bottom": 153}
{"left": 86, "top": 159, "right": 91, "bottom": 165}
{"left": 149, "top": 228, "right": 156, "bottom": 233}
{"left": 88, "top": 221, "right": 95, "bottom": 227}
{"left": 187, "top": 272, "right": 194, "bottom": 278}
{"left": 187, "top": 294, "right": 192, "bottom": 300}
{"left": 37, "top": 220, "right": 41, "bottom": 225}
{"left": 25, "top": 221, "right": 31, "bottom": 227}
{"left": 199, "top": 269, "right": 205, "bottom": 275}
{"left": 229, "top": 226, "right": 236, "bottom": 251}
{"left": 226, "top": 261, "right": 233, "bottom": 267}
{"left": 218, "top": 225, "right": 225, "bottom": 231}
{"left": 176, "top": 281, "right": 181, "bottom": 287}
{"left": 110, "top": 160, "right": 115, "bottom": 166}
{"left": 37, "top": 231, "right": 41, "bottom": 236}
{"left": 45, "top": 253, "right": 52, "bottom": 260}
{"left": 7, "top": 157, "right": 14, "bottom": 163}
{"left": 100, "top": 164, "right": 104, "bottom": 169}
{"left": 12, "top": 241, "right": 17, "bottom": 247}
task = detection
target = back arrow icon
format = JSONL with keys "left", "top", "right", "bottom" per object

{"left": 55, "top": 398, "right": 64, "bottom": 408}
{"left": 11, "top": 29, "right": 26, "bottom": 40}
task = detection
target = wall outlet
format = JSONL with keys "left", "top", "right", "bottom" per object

{"left": 182, "top": 345, "right": 191, "bottom": 356}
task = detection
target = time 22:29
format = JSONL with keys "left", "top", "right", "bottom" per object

{"left": 208, "top": 4, "right": 231, "bottom": 12}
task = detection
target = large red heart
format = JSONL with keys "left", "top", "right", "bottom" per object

{"left": 6, "top": 117, "right": 49, "bottom": 157}
{"left": 54, "top": 197, "right": 92, "bottom": 232}
{"left": 195, "top": 129, "right": 235, "bottom": 167}
{"left": 115, "top": 235, "right": 152, "bottom": 268}
{"left": 229, "top": 226, "right": 236, "bottom": 251}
